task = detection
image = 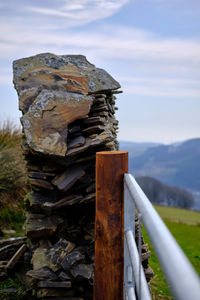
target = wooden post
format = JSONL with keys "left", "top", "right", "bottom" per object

{"left": 94, "top": 151, "right": 128, "bottom": 300}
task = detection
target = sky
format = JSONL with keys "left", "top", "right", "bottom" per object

{"left": 0, "top": 0, "right": 200, "bottom": 143}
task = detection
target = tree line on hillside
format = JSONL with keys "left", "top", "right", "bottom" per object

{"left": 136, "top": 176, "right": 194, "bottom": 209}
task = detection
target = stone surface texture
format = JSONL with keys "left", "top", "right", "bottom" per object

{"left": 13, "top": 53, "right": 152, "bottom": 299}
{"left": 13, "top": 53, "right": 120, "bottom": 157}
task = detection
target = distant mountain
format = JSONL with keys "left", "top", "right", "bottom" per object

{"left": 119, "top": 138, "right": 200, "bottom": 191}
{"left": 119, "top": 141, "right": 162, "bottom": 159}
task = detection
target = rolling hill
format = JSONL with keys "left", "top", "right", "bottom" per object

{"left": 120, "top": 138, "right": 200, "bottom": 191}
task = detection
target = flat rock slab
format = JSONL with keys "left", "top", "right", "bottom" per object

{"left": 27, "top": 190, "right": 57, "bottom": 213}
{"left": 82, "top": 125, "right": 105, "bottom": 134}
{"left": 13, "top": 53, "right": 120, "bottom": 156}
{"left": 1, "top": 288, "right": 17, "bottom": 294}
{"left": 66, "top": 130, "right": 111, "bottom": 156}
{"left": 59, "top": 271, "right": 72, "bottom": 281}
{"left": 26, "top": 214, "right": 63, "bottom": 240}
{"left": 90, "top": 104, "right": 108, "bottom": 113}
{"left": 71, "top": 264, "right": 93, "bottom": 281}
{"left": 67, "top": 136, "right": 85, "bottom": 150}
{"left": 83, "top": 116, "right": 105, "bottom": 124}
{"left": 52, "top": 165, "right": 86, "bottom": 192}
{"left": 43, "top": 194, "right": 83, "bottom": 210}
{"left": 29, "top": 171, "right": 55, "bottom": 179}
{"left": 26, "top": 266, "right": 58, "bottom": 281}
{"left": 79, "top": 193, "right": 95, "bottom": 205}
{"left": 21, "top": 91, "right": 92, "bottom": 157}
{"left": 37, "top": 288, "right": 74, "bottom": 298}
{"left": 37, "top": 281, "right": 71, "bottom": 288}
{"left": 29, "top": 178, "right": 54, "bottom": 190}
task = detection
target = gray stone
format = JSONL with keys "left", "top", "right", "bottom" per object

{"left": 26, "top": 190, "right": 57, "bottom": 213}
{"left": 79, "top": 193, "right": 95, "bottom": 204}
{"left": 71, "top": 264, "right": 93, "bottom": 281}
{"left": 61, "top": 249, "right": 85, "bottom": 271}
{"left": 13, "top": 53, "right": 120, "bottom": 156}
{"left": 67, "top": 136, "right": 85, "bottom": 150}
{"left": 43, "top": 194, "right": 83, "bottom": 209}
{"left": 66, "top": 130, "right": 111, "bottom": 156}
{"left": 37, "top": 288, "right": 74, "bottom": 298}
{"left": 68, "top": 125, "right": 81, "bottom": 134}
{"left": 145, "top": 266, "right": 154, "bottom": 282}
{"left": 142, "top": 251, "right": 151, "bottom": 262}
{"left": 93, "top": 98, "right": 106, "bottom": 105}
{"left": 52, "top": 165, "right": 86, "bottom": 192}
{"left": 29, "top": 178, "right": 54, "bottom": 190}
{"left": 82, "top": 125, "right": 105, "bottom": 134}
{"left": 37, "top": 281, "right": 71, "bottom": 288}
{"left": 32, "top": 239, "right": 75, "bottom": 272}
{"left": 13, "top": 53, "right": 122, "bottom": 298}
{"left": 83, "top": 116, "right": 105, "bottom": 125}
{"left": 29, "top": 171, "right": 55, "bottom": 179}
{"left": 59, "top": 271, "right": 72, "bottom": 281}
{"left": 90, "top": 104, "right": 108, "bottom": 113}
{"left": 1, "top": 288, "right": 17, "bottom": 293}
{"left": 26, "top": 214, "right": 63, "bottom": 240}
{"left": 91, "top": 111, "right": 108, "bottom": 117}
{"left": 26, "top": 266, "right": 58, "bottom": 281}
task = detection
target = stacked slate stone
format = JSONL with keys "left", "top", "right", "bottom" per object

{"left": 13, "top": 53, "right": 121, "bottom": 299}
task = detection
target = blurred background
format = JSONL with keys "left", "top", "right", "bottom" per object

{"left": 0, "top": 2, "right": 200, "bottom": 298}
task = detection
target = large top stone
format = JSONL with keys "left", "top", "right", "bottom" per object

{"left": 13, "top": 53, "right": 120, "bottom": 156}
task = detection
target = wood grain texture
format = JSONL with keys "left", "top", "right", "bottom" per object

{"left": 94, "top": 151, "right": 128, "bottom": 300}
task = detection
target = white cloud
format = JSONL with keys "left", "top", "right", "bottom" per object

{"left": 1, "top": 22, "right": 200, "bottom": 63}
{"left": 1, "top": 0, "right": 130, "bottom": 29}
{"left": 0, "top": 1, "right": 199, "bottom": 100}
{"left": 119, "top": 77, "right": 200, "bottom": 98}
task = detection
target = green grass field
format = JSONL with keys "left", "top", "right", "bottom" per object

{"left": 154, "top": 204, "right": 200, "bottom": 225}
{"left": 143, "top": 205, "right": 200, "bottom": 299}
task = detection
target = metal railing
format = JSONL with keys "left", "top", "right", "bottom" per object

{"left": 124, "top": 173, "right": 200, "bottom": 300}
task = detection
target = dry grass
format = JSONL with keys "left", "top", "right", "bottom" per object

{"left": 0, "top": 121, "right": 27, "bottom": 230}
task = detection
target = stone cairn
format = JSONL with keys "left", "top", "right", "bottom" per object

{"left": 13, "top": 53, "right": 153, "bottom": 299}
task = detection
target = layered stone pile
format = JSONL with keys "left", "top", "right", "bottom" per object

{"left": 13, "top": 53, "right": 120, "bottom": 299}
{"left": 13, "top": 53, "right": 153, "bottom": 299}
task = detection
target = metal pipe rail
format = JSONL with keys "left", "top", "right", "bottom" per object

{"left": 124, "top": 173, "right": 200, "bottom": 300}
{"left": 125, "top": 230, "right": 151, "bottom": 300}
